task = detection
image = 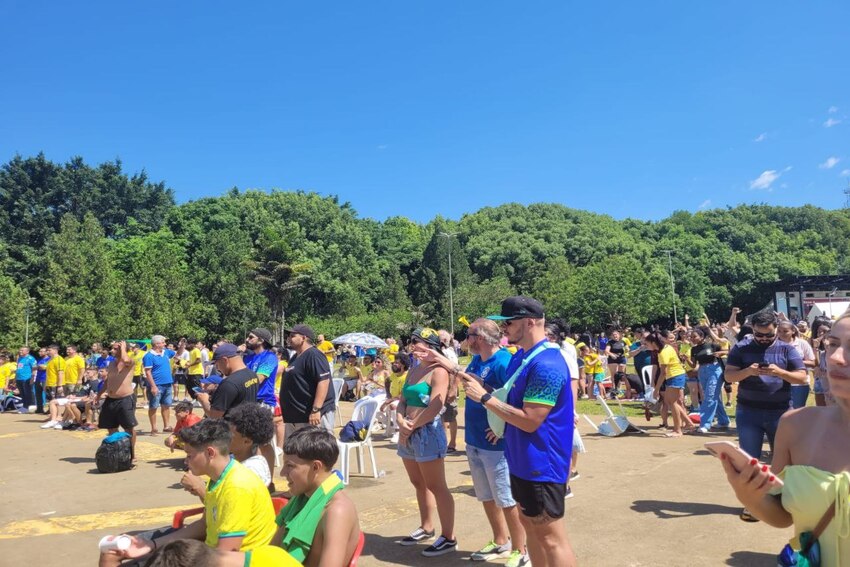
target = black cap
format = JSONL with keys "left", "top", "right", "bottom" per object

{"left": 285, "top": 324, "right": 316, "bottom": 343}
{"left": 212, "top": 343, "right": 240, "bottom": 361}
{"left": 249, "top": 327, "right": 273, "bottom": 346}
{"left": 487, "top": 296, "right": 545, "bottom": 320}
{"left": 411, "top": 327, "right": 442, "bottom": 349}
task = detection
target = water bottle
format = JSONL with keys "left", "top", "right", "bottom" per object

{"left": 418, "top": 394, "right": 430, "bottom": 405}
{"left": 377, "top": 470, "right": 386, "bottom": 478}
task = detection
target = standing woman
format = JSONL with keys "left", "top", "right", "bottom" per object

{"left": 812, "top": 317, "right": 834, "bottom": 406}
{"left": 778, "top": 321, "right": 816, "bottom": 409}
{"left": 604, "top": 330, "right": 628, "bottom": 397}
{"left": 649, "top": 331, "right": 695, "bottom": 437}
{"left": 720, "top": 308, "right": 850, "bottom": 566}
{"left": 689, "top": 327, "right": 730, "bottom": 433}
{"left": 396, "top": 328, "right": 456, "bottom": 557}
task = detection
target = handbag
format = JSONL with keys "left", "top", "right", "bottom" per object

{"left": 777, "top": 500, "right": 836, "bottom": 567}
{"left": 486, "top": 342, "right": 560, "bottom": 438}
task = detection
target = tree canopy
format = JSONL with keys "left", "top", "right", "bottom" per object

{"left": 1, "top": 154, "right": 848, "bottom": 347}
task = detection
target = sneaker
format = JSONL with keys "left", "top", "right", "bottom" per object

{"left": 506, "top": 550, "right": 531, "bottom": 567}
{"left": 422, "top": 535, "right": 457, "bottom": 557}
{"left": 725, "top": 402, "right": 732, "bottom": 408}
{"left": 399, "top": 527, "right": 435, "bottom": 546}
{"left": 580, "top": 394, "right": 589, "bottom": 399}
{"left": 53, "top": 423, "right": 64, "bottom": 429}
{"left": 564, "top": 485, "right": 574, "bottom": 499}
{"left": 711, "top": 425, "right": 730, "bottom": 432}
{"left": 390, "top": 433, "right": 399, "bottom": 444}
{"left": 41, "top": 420, "right": 57, "bottom": 429}
{"left": 470, "top": 541, "right": 511, "bottom": 561}
{"left": 569, "top": 470, "right": 580, "bottom": 481}
{"left": 697, "top": 427, "right": 710, "bottom": 434}
{"left": 18, "top": 407, "right": 28, "bottom": 414}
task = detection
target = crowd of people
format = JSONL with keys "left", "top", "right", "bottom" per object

{"left": 2, "top": 293, "right": 849, "bottom": 566}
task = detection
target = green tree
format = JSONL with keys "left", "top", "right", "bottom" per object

{"left": 38, "top": 214, "right": 129, "bottom": 344}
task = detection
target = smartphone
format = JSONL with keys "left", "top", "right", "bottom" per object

{"left": 192, "top": 387, "right": 202, "bottom": 393}
{"left": 758, "top": 362, "right": 769, "bottom": 368}
{"left": 704, "top": 441, "right": 784, "bottom": 487}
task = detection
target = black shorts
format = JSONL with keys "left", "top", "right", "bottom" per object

{"left": 185, "top": 375, "right": 202, "bottom": 399}
{"left": 98, "top": 395, "right": 138, "bottom": 431}
{"left": 174, "top": 372, "right": 187, "bottom": 385}
{"left": 75, "top": 401, "right": 87, "bottom": 412}
{"left": 609, "top": 355, "right": 627, "bottom": 365}
{"left": 441, "top": 402, "right": 458, "bottom": 422}
{"left": 510, "top": 474, "right": 566, "bottom": 519}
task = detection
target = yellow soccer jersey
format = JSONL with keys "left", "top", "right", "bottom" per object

{"left": 133, "top": 349, "right": 147, "bottom": 376}
{"left": 64, "top": 355, "right": 86, "bottom": 387}
{"left": 205, "top": 459, "right": 276, "bottom": 551}
{"left": 317, "top": 340, "right": 335, "bottom": 363}
{"left": 244, "top": 545, "right": 300, "bottom": 567}
{"left": 0, "top": 362, "right": 16, "bottom": 389}
{"left": 46, "top": 356, "right": 66, "bottom": 387}
{"left": 187, "top": 347, "right": 204, "bottom": 376}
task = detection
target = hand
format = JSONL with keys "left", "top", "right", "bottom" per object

{"left": 719, "top": 454, "right": 780, "bottom": 511}
{"left": 397, "top": 417, "right": 414, "bottom": 436}
{"left": 123, "top": 535, "right": 155, "bottom": 558}
{"left": 413, "top": 346, "right": 441, "bottom": 365}
{"left": 732, "top": 307, "right": 741, "bottom": 313}
{"left": 308, "top": 411, "right": 321, "bottom": 426}
{"left": 761, "top": 364, "right": 781, "bottom": 377}
{"left": 484, "top": 427, "right": 501, "bottom": 445}
{"left": 180, "top": 472, "right": 205, "bottom": 496}
{"left": 462, "top": 376, "right": 486, "bottom": 402}
{"left": 195, "top": 391, "right": 209, "bottom": 403}
{"left": 150, "top": 385, "right": 159, "bottom": 397}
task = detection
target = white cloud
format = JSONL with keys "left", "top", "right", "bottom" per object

{"left": 819, "top": 156, "right": 840, "bottom": 169}
{"left": 750, "top": 166, "right": 792, "bottom": 191}
{"left": 829, "top": 106, "right": 839, "bottom": 113}
{"left": 754, "top": 132, "right": 767, "bottom": 142}
{"left": 824, "top": 117, "right": 842, "bottom": 128}
{"left": 841, "top": 169, "right": 850, "bottom": 177}
{"left": 376, "top": 144, "right": 388, "bottom": 150}
{"left": 698, "top": 199, "right": 711, "bottom": 210}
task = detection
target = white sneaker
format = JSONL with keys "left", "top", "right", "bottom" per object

{"left": 53, "top": 423, "right": 64, "bottom": 429}
{"left": 41, "top": 420, "right": 57, "bottom": 429}
{"left": 390, "top": 433, "right": 399, "bottom": 444}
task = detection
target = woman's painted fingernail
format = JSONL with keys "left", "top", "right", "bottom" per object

{"left": 720, "top": 453, "right": 726, "bottom": 460}
{"left": 769, "top": 475, "right": 776, "bottom": 482}
{"left": 750, "top": 458, "right": 758, "bottom": 466}
{"left": 762, "top": 465, "right": 769, "bottom": 472}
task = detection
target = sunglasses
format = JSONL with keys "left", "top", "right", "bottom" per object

{"left": 753, "top": 331, "right": 776, "bottom": 338}
{"left": 467, "top": 332, "right": 480, "bottom": 338}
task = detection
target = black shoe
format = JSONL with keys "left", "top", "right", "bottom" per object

{"left": 422, "top": 536, "right": 457, "bottom": 557}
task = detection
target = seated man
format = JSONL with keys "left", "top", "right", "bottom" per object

{"left": 274, "top": 426, "right": 360, "bottom": 566}
{"left": 165, "top": 401, "right": 202, "bottom": 452}
{"left": 41, "top": 376, "right": 102, "bottom": 430}
{"left": 110, "top": 419, "right": 276, "bottom": 563}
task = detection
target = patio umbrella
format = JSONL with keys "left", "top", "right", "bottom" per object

{"left": 331, "top": 332, "right": 389, "bottom": 349}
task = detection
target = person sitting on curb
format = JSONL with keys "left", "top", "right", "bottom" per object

{"left": 273, "top": 426, "right": 361, "bottom": 566}
{"left": 164, "top": 401, "right": 202, "bottom": 452}
{"left": 102, "top": 419, "right": 276, "bottom": 564}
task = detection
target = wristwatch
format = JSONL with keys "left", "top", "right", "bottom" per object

{"left": 311, "top": 406, "right": 321, "bottom": 413}
{"left": 480, "top": 393, "right": 492, "bottom": 405}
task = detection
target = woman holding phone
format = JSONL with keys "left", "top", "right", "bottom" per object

{"left": 720, "top": 307, "right": 850, "bottom": 566}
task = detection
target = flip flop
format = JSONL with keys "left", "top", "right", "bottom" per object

{"left": 149, "top": 430, "right": 160, "bottom": 436}
{"left": 739, "top": 508, "right": 759, "bottom": 522}
{"left": 663, "top": 432, "right": 683, "bottom": 438}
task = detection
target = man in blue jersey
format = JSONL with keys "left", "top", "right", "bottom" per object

{"left": 35, "top": 347, "right": 49, "bottom": 414}
{"left": 464, "top": 296, "right": 577, "bottom": 567}
{"left": 15, "top": 346, "right": 37, "bottom": 413}
{"left": 243, "top": 327, "right": 280, "bottom": 480}
{"left": 143, "top": 334, "right": 175, "bottom": 434}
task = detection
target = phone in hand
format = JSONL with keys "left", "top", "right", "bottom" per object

{"left": 704, "top": 441, "right": 783, "bottom": 487}
{"left": 758, "top": 362, "right": 769, "bottom": 368}
{"left": 192, "top": 387, "right": 202, "bottom": 394}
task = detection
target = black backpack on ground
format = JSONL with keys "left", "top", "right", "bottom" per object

{"left": 96, "top": 432, "right": 133, "bottom": 473}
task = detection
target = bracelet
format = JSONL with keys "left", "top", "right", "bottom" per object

{"left": 480, "top": 392, "right": 492, "bottom": 404}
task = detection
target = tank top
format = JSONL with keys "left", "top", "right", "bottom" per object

{"left": 402, "top": 379, "right": 431, "bottom": 408}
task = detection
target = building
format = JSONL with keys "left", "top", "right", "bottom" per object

{"left": 772, "top": 275, "right": 850, "bottom": 322}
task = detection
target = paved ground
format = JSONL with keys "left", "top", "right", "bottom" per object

{"left": 0, "top": 402, "right": 788, "bottom": 566}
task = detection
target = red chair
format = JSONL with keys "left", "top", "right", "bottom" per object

{"left": 171, "top": 496, "right": 288, "bottom": 529}
{"left": 348, "top": 531, "right": 365, "bottom": 567}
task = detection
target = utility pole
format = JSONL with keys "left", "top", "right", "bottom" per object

{"left": 662, "top": 249, "right": 677, "bottom": 324}
{"left": 24, "top": 295, "right": 31, "bottom": 347}
{"left": 439, "top": 232, "right": 458, "bottom": 336}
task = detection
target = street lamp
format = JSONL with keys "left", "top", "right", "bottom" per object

{"left": 24, "top": 294, "right": 32, "bottom": 347}
{"left": 439, "top": 232, "right": 458, "bottom": 336}
{"left": 661, "top": 249, "right": 677, "bottom": 324}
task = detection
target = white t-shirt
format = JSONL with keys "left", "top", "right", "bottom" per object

{"left": 792, "top": 338, "right": 815, "bottom": 386}
{"left": 557, "top": 342, "right": 579, "bottom": 381}
{"left": 241, "top": 454, "right": 271, "bottom": 487}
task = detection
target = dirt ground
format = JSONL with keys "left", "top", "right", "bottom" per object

{"left": 0, "top": 401, "right": 788, "bottom": 566}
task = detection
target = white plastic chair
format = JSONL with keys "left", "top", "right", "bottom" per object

{"left": 641, "top": 366, "right": 657, "bottom": 401}
{"left": 336, "top": 397, "right": 380, "bottom": 485}
{"left": 332, "top": 377, "right": 345, "bottom": 426}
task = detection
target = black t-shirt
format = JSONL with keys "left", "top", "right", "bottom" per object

{"left": 608, "top": 340, "right": 626, "bottom": 356}
{"left": 691, "top": 342, "right": 720, "bottom": 365}
{"left": 280, "top": 347, "right": 334, "bottom": 423}
{"left": 210, "top": 368, "right": 259, "bottom": 417}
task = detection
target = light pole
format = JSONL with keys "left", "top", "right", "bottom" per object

{"left": 24, "top": 295, "right": 31, "bottom": 347}
{"left": 662, "top": 249, "right": 677, "bottom": 324}
{"left": 439, "top": 232, "right": 458, "bottom": 336}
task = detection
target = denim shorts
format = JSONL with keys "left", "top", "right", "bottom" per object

{"left": 147, "top": 386, "right": 173, "bottom": 409}
{"left": 467, "top": 445, "right": 516, "bottom": 508}
{"left": 397, "top": 419, "right": 447, "bottom": 463}
{"left": 665, "top": 373, "right": 687, "bottom": 389}
{"left": 813, "top": 376, "right": 828, "bottom": 395}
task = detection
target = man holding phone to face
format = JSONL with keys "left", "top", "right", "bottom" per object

{"left": 723, "top": 309, "right": 806, "bottom": 522}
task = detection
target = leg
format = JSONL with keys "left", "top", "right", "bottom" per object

{"left": 260, "top": 442, "right": 275, "bottom": 480}
{"left": 521, "top": 516, "right": 577, "bottom": 567}
{"left": 418, "top": 458, "right": 455, "bottom": 539}
{"left": 35, "top": 381, "right": 45, "bottom": 413}
{"left": 402, "top": 457, "right": 436, "bottom": 532}
{"left": 481, "top": 500, "right": 510, "bottom": 546}
{"left": 698, "top": 367, "right": 715, "bottom": 429}
{"left": 663, "top": 387, "right": 683, "bottom": 435}
{"left": 736, "top": 406, "right": 765, "bottom": 461}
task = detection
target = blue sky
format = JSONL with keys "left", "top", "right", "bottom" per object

{"left": 1, "top": 2, "right": 848, "bottom": 222}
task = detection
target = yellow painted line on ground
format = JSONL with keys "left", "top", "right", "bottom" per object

{"left": 0, "top": 433, "right": 22, "bottom": 439}
{"left": 0, "top": 505, "right": 189, "bottom": 540}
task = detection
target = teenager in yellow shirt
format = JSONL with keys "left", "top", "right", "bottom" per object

{"left": 647, "top": 331, "right": 694, "bottom": 437}
{"left": 45, "top": 344, "right": 66, "bottom": 400}
{"left": 64, "top": 345, "right": 86, "bottom": 394}
{"left": 0, "top": 354, "right": 15, "bottom": 393}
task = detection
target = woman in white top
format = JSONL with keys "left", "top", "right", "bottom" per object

{"left": 778, "top": 321, "right": 816, "bottom": 409}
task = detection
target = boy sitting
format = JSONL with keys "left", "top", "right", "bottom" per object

{"left": 109, "top": 419, "right": 276, "bottom": 563}
{"left": 274, "top": 426, "right": 360, "bottom": 566}
{"left": 165, "top": 401, "right": 202, "bottom": 452}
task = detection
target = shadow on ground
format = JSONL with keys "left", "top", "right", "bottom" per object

{"left": 365, "top": 533, "right": 468, "bottom": 566}
{"left": 726, "top": 550, "right": 776, "bottom": 566}
{"left": 60, "top": 456, "right": 96, "bottom": 464}
{"left": 631, "top": 500, "right": 740, "bottom": 519}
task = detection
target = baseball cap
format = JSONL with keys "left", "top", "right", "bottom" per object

{"left": 249, "top": 327, "right": 273, "bottom": 346}
{"left": 411, "top": 327, "right": 442, "bottom": 349}
{"left": 212, "top": 343, "right": 240, "bottom": 361}
{"left": 487, "top": 296, "right": 545, "bottom": 321}
{"left": 285, "top": 324, "right": 316, "bottom": 343}
{"left": 200, "top": 374, "right": 223, "bottom": 385}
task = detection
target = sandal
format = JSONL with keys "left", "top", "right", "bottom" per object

{"left": 739, "top": 508, "right": 759, "bottom": 522}
{"left": 663, "top": 432, "right": 683, "bottom": 438}
{"left": 149, "top": 429, "right": 160, "bottom": 436}
{"left": 163, "top": 427, "right": 174, "bottom": 433}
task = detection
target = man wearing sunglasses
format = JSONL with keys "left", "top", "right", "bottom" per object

{"left": 723, "top": 309, "right": 807, "bottom": 523}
